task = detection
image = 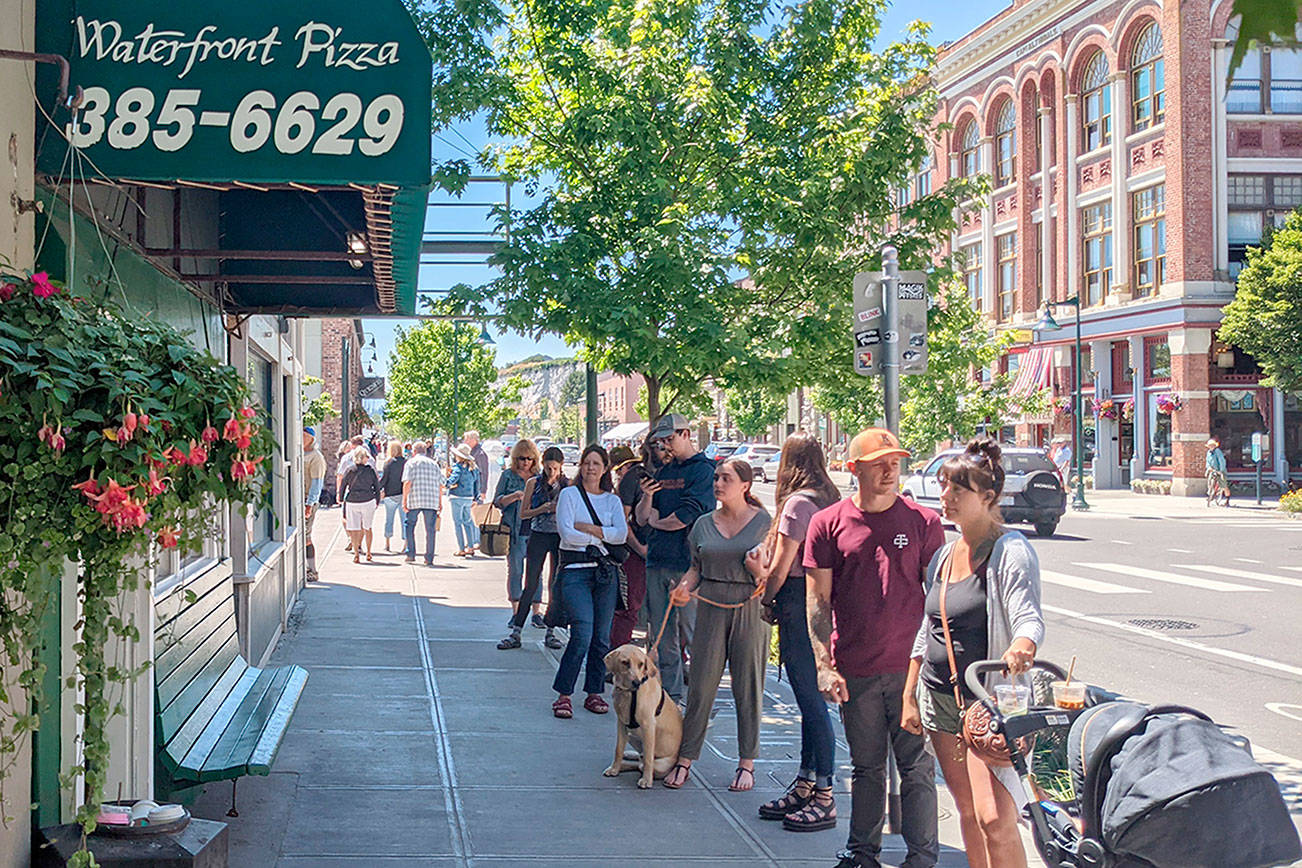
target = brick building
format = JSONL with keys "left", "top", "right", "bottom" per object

{"left": 304, "top": 318, "right": 366, "bottom": 484}
{"left": 596, "top": 371, "right": 645, "bottom": 430}
{"left": 925, "top": 0, "right": 1302, "bottom": 494}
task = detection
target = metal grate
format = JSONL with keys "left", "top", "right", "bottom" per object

{"left": 1128, "top": 618, "right": 1199, "bottom": 631}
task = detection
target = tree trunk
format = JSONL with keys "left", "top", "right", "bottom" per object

{"left": 644, "top": 374, "right": 662, "bottom": 422}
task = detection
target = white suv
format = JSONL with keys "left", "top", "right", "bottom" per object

{"left": 731, "top": 444, "right": 783, "bottom": 481}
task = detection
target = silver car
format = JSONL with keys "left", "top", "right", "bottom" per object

{"left": 731, "top": 444, "right": 783, "bottom": 481}
{"left": 900, "top": 446, "right": 1067, "bottom": 537}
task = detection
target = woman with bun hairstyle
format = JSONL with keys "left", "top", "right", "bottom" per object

{"left": 748, "top": 434, "right": 843, "bottom": 830}
{"left": 901, "top": 438, "right": 1044, "bottom": 868}
{"left": 664, "top": 457, "right": 771, "bottom": 792}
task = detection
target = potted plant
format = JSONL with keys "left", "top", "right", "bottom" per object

{"left": 1155, "top": 393, "right": 1183, "bottom": 415}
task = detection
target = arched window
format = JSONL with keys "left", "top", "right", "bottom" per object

{"left": 994, "top": 101, "right": 1016, "bottom": 186}
{"left": 960, "top": 121, "right": 980, "bottom": 177}
{"left": 1081, "top": 51, "right": 1112, "bottom": 151}
{"left": 1131, "top": 24, "right": 1165, "bottom": 130}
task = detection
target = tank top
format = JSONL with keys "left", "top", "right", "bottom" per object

{"left": 529, "top": 474, "right": 566, "bottom": 534}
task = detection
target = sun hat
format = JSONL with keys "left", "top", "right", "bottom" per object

{"left": 609, "top": 444, "right": 638, "bottom": 471}
{"left": 451, "top": 443, "right": 474, "bottom": 462}
{"left": 846, "top": 428, "right": 911, "bottom": 467}
{"left": 1206, "top": 438, "right": 1220, "bottom": 448}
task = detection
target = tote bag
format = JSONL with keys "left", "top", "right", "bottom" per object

{"left": 477, "top": 505, "right": 512, "bottom": 557}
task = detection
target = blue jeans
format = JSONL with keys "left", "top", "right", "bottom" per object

{"left": 552, "top": 565, "right": 618, "bottom": 696}
{"left": 774, "top": 578, "right": 836, "bottom": 782}
{"left": 506, "top": 536, "right": 537, "bottom": 603}
{"left": 405, "top": 508, "right": 437, "bottom": 563}
{"left": 382, "top": 495, "right": 405, "bottom": 540}
{"left": 449, "top": 496, "right": 475, "bottom": 550}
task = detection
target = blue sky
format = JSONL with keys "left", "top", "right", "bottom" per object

{"left": 361, "top": 0, "right": 1009, "bottom": 373}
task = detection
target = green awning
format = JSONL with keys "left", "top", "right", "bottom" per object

{"left": 34, "top": 0, "right": 432, "bottom": 315}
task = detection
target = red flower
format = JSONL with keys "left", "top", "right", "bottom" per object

{"left": 230, "top": 459, "right": 250, "bottom": 480}
{"left": 145, "top": 467, "right": 170, "bottom": 496}
{"left": 117, "top": 425, "right": 134, "bottom": 443}
{"left": 0, "top": 283, "right": 15, "bottom": 302}
{"left": 222, "top": 416, "right": 241, "bottom": 441}
{"left": 187, "top": 443, "right": 208, "bottom": 467}
{"left": 49, "top": 430, "right": 66, "bottom": 452}
{"left": 30, "top": 272, "right": 57, "bottom": 299}
{"left": 110, "top": 498, "right": 149, "bottom": 532}
{"left": 72, "top": 477, "right": 102, "bottom": 498}
{"left": 38, "top": 423, "right": 54, "bottom": 445}
{"left": 123, "top": 411, "right": 138, "bottom": 433}
{"left": 138, "top": 414, "right": 150, "bottom": 429}
{"left": 156, "top": 526, "right": 179, "bottom": 549}
{"left": 236, "top": 434, "right": 252, "bottom": 450}
{"left": 239, "top": 406, "right": 256, "bottom": 419}
{"left": 201, "top": 424, "right": 219, "bottom": 443}
{"left": 165, "top": 446, "right": 187, "bottom": 465}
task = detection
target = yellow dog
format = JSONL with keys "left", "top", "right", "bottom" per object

{"left": 603, "top": 644, "right": 683, "bottom": 789}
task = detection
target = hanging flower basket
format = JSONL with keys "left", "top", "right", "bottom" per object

{"left": 1155, "top": 393, "right": 1183, "bottom": 415}
{"left": 1096, "top": 398, "right": 1118, "bottom": 420}
{"left": 1053, "top": 397, "right": 1074, "bottom": 416}
{"left": 1122, "top": 398, "right": 1135, "bottom": 421}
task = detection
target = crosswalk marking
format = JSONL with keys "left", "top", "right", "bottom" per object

{"left": 1076, "top": 563, "right": 1265, "bottom": 593}
{"left": 1285, "top": 567, "right": 1302, "bottom": 573}
{"left": 1041, "top": 569, "right": 1150, "bottom": 595}
{"left": 1173, "top": 564, "right": 1302, "bottom": 590}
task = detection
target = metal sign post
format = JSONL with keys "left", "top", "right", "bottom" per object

{"left": 882, "top": 247, "right": 900, "bottom": 436}
{"left": 853, "top": 252, "right": 928, "bottom": 438}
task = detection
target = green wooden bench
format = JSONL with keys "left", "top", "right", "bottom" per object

{"left": 154, "top": 562, "right": 307, "bottom": 812}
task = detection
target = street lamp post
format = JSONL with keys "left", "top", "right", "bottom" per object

{"left": 449, "top": 321, "right": 494, "bottom": 462}
{"left": 1033, "top": 298, "right": 1090, "bottom": 511}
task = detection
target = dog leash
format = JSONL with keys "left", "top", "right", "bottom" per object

{"left": 647, "top": 585, "right": 765, "bottom": 655}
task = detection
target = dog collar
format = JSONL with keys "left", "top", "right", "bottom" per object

{"left": 625, "top": 676, "right": 666, "bottom": 730}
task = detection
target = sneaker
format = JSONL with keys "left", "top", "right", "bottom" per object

{"left": 833, "top": 851, "right": 865, "bottom": 868}
{"left": 544, "top": 632, "right": 563, "bottom": 650}
{"left": 531, "top": 613, "right": 546, "bottom": 629}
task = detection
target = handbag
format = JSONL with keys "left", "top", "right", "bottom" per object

{"left": 477, "top": 504, "right": 512, "bottom": 557}
{"left": 576, "top": 486, "right": 630, "bottom": 564}
{"left": 938, "top": 550, "right": 1014, "bottom": 768}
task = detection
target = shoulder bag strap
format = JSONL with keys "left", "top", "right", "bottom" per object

{"left": 577, "top": 485, "right": 602, "bottom": 525}
{"left": 937, "top": 550, "right": 966, "bottom": 714}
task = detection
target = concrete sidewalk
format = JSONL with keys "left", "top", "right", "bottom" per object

{"left": 1075, "top": 487, "right": 1286, "bottom": 518}
{"left": 191, "top": 511, "right": 997, "bottom": 866}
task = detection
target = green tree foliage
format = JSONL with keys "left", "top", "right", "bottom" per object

{"left": 726, "top": 388, "right": 788, "bottom": 440}
{"left": 1218, "top": 209, "right": 1302, "bottom": 392}
{"left": 425, "top": 0, "right": 979, "bottom": 420}
{"left": 300, "top": 375, "right": 338, "bottom": 427}
{"left": 1228, "top": 1, "right": 1302, "bottom": 75}
{"left": 811, "top": 285, "right": 1041, "bottom": 456}
{"left": 387, "top": 321, "right": 524, "bottom": 437}
{"left": 558, "top": 368, "right": 587, "bottom": 408}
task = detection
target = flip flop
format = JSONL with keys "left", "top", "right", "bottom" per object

{"left": 663, "top": 762, "right": 691, "bottom": 789}
{"left": 729, "top": 766, "right": 755, "bottom": 792}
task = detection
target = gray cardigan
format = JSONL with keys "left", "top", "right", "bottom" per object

{"left": 911, "top": 530, "right": 1045, "bottom": 691}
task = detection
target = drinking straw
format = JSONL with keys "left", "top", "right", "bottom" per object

{"left": 1064, "top": 654, "right": 1077, "bottom": 686}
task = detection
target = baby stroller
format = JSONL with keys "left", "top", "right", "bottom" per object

{"left": 963, "top": 660, "right": 1302, "bottom": 868}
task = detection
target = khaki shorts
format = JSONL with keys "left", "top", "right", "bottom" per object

{"left": 917, "top": 682, "right": 963, "bottom": 736}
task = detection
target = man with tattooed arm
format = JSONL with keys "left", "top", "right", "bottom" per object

{"left": 803, "top": 429, "right": 945, "bottom": 868}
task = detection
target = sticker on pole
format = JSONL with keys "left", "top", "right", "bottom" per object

{"left": 898, "top": 270, "right": 930, "bottom": 375}
{"left": 852, "top": 272, "right": 883, "bottom": 376}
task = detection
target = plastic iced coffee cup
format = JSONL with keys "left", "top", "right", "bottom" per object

{"left": 994, "top": 684, "right": 1031, "bottom": 716}
{"left": 1052, "top": 680, "right": 1086, "bottom": 710}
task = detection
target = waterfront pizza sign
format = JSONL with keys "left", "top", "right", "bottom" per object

{"left": 39, "top": 0, "right": 431, "bottom": 185}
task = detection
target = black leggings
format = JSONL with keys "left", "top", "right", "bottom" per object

{"left": 511, "top": 531, "right": 560, "bottom": 628}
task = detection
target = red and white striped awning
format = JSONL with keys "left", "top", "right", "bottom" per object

{"left": 1011, "top": 346, "right": 1053, "bottom": 397}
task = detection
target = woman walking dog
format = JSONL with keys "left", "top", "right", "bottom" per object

{"left": 901, "top": 437, "right": 1044, "bottom": 868}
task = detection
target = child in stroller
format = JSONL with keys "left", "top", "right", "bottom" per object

{"left": 963, "top": 659, "right": 1301, "bottom": 868}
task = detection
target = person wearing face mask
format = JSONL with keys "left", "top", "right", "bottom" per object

{"left": 661, "top": 457, "right": 771, "bottom": 793}
{"left": 901, "top": 438, "right": 1043, "bottom": 868}
{"left": 804, "top": 428, "right": 944, "bottom": 868}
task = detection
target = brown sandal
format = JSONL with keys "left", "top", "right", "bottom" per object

{"left": 552, "top": 696, "right": 572, "bottom": 719}
{"left": 663, "top": 762, "right": 691, "bottom": 789}
{"left": 729, "top": 766, "right": 755, "bottom": 792}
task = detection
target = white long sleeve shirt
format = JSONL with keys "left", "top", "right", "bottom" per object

{"left": 556, "top": 485, "right": 628, "bottom": 567}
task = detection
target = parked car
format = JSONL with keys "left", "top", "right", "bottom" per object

{"left": 558, "top": 443, "right": 582, "bottom": 466}
{"left": 900, "top": 446, "right": 1066, "bottom": 537}
{"left": 760, "top": 454, "right": 782, "bottom": 483}
{"left": 704, "top": 441, "right": 742, "bottom": 463}
{"left": 732, "top": 444, "right": 783, "bottom": 481}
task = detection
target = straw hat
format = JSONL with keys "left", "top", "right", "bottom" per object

{"left": 1206, "top": 438, "right": 1220, "bottom": 449}
{"left": 608, "top": 444, "right": 638, "bottom": 472}
{"left": 451, "top": 443, "right": 474, "bottom": 462}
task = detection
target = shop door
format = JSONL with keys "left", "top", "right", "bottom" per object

{"left": 1119, "top": 420, "right": 1134, "bottom": 484}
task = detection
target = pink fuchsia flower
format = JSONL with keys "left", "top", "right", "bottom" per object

{"left": 165, "top": 446, "right": 187, "bottom": 465}
{"left": 236, "top": 434, "right": 252, "bottom": 450}
{"left": 71, "top": 477, "right": 102, "bottom": 498}
{"left": 222, "top": 416, "right": 241, "bottom": 441}
{"left": 156, "top": 526, "right": 179, "bottom": 549}
{"left": 117, "top": 425, "right": 133, "bottom": 443}
{"left": 138, "top": 414, "right": 150, "bottom": 429}
{"left": 49, "top": 430, "right": 66, "bottom": 452}
{"left": 123, "top": 411, "right": 138, "bottom": 433}
{"left": 239, "top": 406, "right": 256, "bottom": 420}
{"left": 186, "top": 443, "right": 208, "bottom": 467}
{"left": 110, "top": 498, "right": 149, "bottom": 532}
{"left": 201, "top": 424, "right": 219, "bottom": 443}
{"left": 38, "top": 423, "right": 54, "bottom": 445}
{"left": 0, "top": 283, "right": 16, "bottom": 302}
{"left": 145, "top": 467, "right": 170, "bottom": 496}
{"left": 30, "top": 272, "right": 57, "bottom": 299}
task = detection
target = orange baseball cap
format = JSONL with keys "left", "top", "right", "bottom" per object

{"left": 847, "top": 428, "right": 911, "bottom": 466}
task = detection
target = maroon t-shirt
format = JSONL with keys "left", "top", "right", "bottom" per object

{"left": 803, "top": 496, "right": 944, "bottom": 678}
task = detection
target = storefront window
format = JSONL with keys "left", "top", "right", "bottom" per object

{"left": 247, "top": 353, "right": 275, "bottom": 548}
{"left": 1145, "top": 339, "right": 1170, "bottom": 381}
{"left": 1148, "top": 395, "right": 1172, "bottom": 467}
{"left": 1212, "top": 390, "right": 1272, "bottom": 470}
{"left": 1286, "top": 393, "right": 1302, "bottom": 472}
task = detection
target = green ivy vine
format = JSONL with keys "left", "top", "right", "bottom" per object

{"left": 0, "top": 269, "right": 273, "bottom": 864}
